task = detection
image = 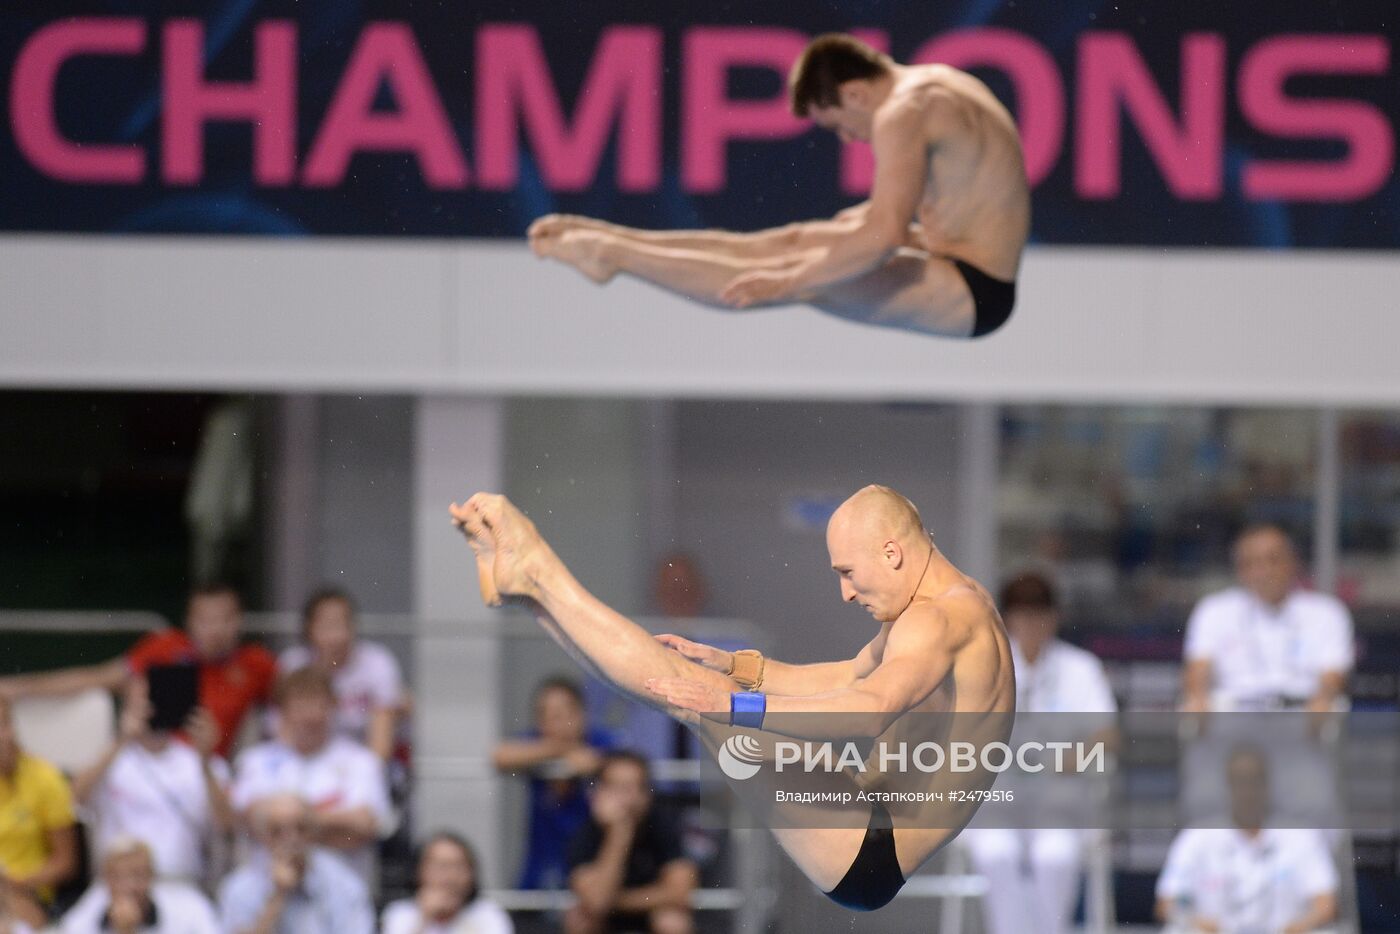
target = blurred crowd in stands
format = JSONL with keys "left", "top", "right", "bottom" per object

{"left": 0, "top": 523, "right": 1356, "bottom": 933}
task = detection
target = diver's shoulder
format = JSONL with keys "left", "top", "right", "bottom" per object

{"left": 903, "top": 64, "right": 990, "bottom": 102}
{"left": 905, "top": 583, "right": 995, "bottom": 632}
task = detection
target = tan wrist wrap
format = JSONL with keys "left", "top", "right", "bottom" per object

{"left": 728, "top": 649, "right": 765, "bottom": 690}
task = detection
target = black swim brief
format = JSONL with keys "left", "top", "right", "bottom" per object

{"left": 953, "top": 258, "right": 1016, "bottom": 338}
{"left": 823, "top": 802, "right": 906, "bottom": 912}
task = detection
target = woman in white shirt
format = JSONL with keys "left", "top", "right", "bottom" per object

{"left": 381, "top": 833, "right": 513, "bottom": 934}
{"left": 278, "top": 587, "right": 406, "bottom": 760}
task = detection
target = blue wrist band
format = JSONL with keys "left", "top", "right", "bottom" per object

{"left": 730, "top": 691, "right": 766, "bottom": 730}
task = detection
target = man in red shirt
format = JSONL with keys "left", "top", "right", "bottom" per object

{"left": 0, "top": 583, "right": 277, "bottom": 756}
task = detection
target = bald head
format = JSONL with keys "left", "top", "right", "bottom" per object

{"left": 829, "top": 485, "right": 926, "bottom": 548}
{"left": 250, "top": 793, "right": 313, "bottom": 858}
{"left": 827, "top": 485, "right": 931, "bottom": 623}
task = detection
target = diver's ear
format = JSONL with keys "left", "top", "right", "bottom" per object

{"left": 838, "top": 80, "right": 868, "bottom": 111}
{"left": 883, "top": 539, "right": 904, "bottom": 570}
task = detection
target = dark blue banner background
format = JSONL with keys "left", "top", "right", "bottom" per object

{"left": 2, "top": 0, "right": 1397, "bottom": 246}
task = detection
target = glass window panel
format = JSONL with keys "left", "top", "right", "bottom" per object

{"left": 997, "top": 406, "right": 1318, "bottom": 622}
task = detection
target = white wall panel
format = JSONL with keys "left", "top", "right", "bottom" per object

{"left": 3, "top": 235, "right": 1397, "bottom": 403}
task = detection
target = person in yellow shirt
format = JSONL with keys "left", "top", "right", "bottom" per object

{"left": 0, "top": 696, "right": 77, "bottom": 927}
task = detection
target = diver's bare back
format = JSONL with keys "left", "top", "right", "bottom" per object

{"left": 864, "top": 577, "right": 1015, "bottom": 798}
{"left": 889, "top": 64, "right": 1030, "bottom": 281}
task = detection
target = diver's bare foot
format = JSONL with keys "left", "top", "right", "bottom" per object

{"left": 527, "top": 214, "right": 570, "bottom": 257}
{"left": 448, "top": 493, "right": 553, "bottom": 605}
{"left": 541, "top": 229, "right": 617, "bottom": 284}
{"left": 449, "top": 500, "right": 503, "bottom": 606}
{"left": 527, "top": 214, "right": 613, "bottom": 258}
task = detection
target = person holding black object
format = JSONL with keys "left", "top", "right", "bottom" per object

{"left": 564, "top": 751, "right": 696, "bottom": 934}
{"left": 72, "top": 678, "right": 233, "bottom": 884}
{"left": 0, "top": 584, "right": 276, "bottom": 757}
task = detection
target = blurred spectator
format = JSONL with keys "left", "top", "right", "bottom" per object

{"left": 0, "top": 695, "right": 77, "bottom": 928}
{"left": 276, "top": 588, "right": 405, "bottom": 761}
{"left": 963, "top": 572, "right": 1118, "bottom": 934}
{"left": 59, "top": 838, "right": 219, "bottom": 934}
{"left": 380, "top": 832, "right": 512, "bottom": 934}
{"left": 653, "top": 554, "right": 707, "bottom": 620}
{"left": 1156, "top": 745, "right": 1338, "bottom": 933}
{"left": 565, "top": 751, "right": 696, "bottom": 934}
{"left": 493, "top": 677, "right": 612, "bottom": 890}
{"left": 1182, "top": 525, "right": 1353, "bottom": 713}
{"left": 72, "top": 680, "right": 233, "bottom": 883}
{"left": 0, "top": 584, "right": 276, "bottom": 756}
{"left": 218, "top": 794, "right": 374, "bottom": 934}
{"left": 232, "top": 669, "right": 392, "bottom": 885}
{"left": 0, "top": 914, "right": 33, "bottom": 934}
{"left": 645, "top": 554, "right": 711, "bottom": 767}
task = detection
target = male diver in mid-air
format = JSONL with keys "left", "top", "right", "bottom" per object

{"left": 528, "top": 33, "right": 1029, "bottom": 339}
{"left": 450, "top": 486, "right": 1014, "bottom": 911}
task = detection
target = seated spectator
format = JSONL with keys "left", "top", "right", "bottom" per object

{"left": 1156, "top": 745, "right": 1338, "bottom": 933}
{"left": 380, "top": 832, "right": 513, "bottom": 934}
{"left": 963, "top": 571, "right": 1118, "bottom": 934}
{"left": 0, "top": 584, "right": 277, "bottom": 756}
{"left": 493, "top": 677, "right": 613, "bottom": 889}
{"left": 1182, "top": 524, "right": 1353, "bottom": 713}
{"left": 232, "top": 669, "right": 391, "bottom": 885}
{"left": 276, "top": 588, "right": 405, "bottom": 761}
{"left": 566, "top": 751, "right": 696, "bottom": 934}
{"left": 72, "top": 678, "right": 233, "bottom": 883}
{"left": 0, "top": 695, "right": 77, "bottom": 928}
{"left": 59, "top": 838, "right": 219, "bottom": 934}
{"left": 219, "top": 794, "right": 373, "bottom": 934}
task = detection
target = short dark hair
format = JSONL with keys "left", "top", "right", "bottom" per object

{"left": 999, "top": 571, "right": 1058, "bottom": 614}
{"left": 416, "top": 831, "right": 481, "bottom": 905}
{"left": 598, "top": 749, "right": 652, "bottom": 785}
{"left": 788, "top": 33, "right": 893, "bottom": 116}
{"left": 189, "top": 581, "right": 242, "bottom": 608}
{"left": 533, "top": 675, "right": 585, "bottom": 708}
{"left": 300, "top": 586, "right": 356, "bottom": 637}
{"left": 273, "top": 666, "right": 336, "bottom": 708}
